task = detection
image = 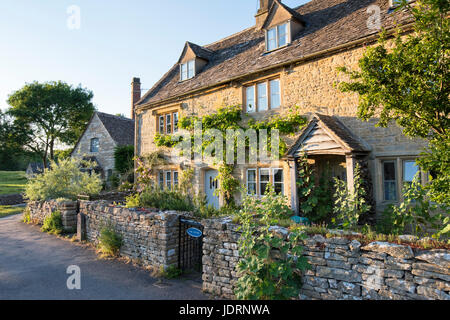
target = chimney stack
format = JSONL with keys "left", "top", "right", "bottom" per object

{"left": 131, "top": 77, "right": 141, "bottom": 120}
{"left": 255, "top": 0, "right": 274, "bottom": 29}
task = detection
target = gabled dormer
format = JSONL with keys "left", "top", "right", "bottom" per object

{"left": 259, "top": 0, "right": 305, "bottom": 52}
{"left": 178, "top": 41, "right": 213, "bottom": 82}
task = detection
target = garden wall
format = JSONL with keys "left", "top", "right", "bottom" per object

{"left": 27, "top": 200, "right": 78, "bottom": 231}
{"left": 78, "top": 201, "right": 183, "bottom": 270}
{"left": 202, "top": 218, "right": 450, "bottom": 300}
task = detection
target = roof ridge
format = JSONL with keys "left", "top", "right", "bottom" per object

{"left": 203, "top": 25, "right": 256, "bottom": 49}
{"left": 96, "top": 111, "right": 134, "bottom": 121}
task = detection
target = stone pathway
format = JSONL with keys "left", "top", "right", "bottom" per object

{"left": 0, "top": 214, "right": 207, "bottom": 300}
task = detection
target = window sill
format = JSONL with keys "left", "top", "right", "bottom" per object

{"left": 264, "top": 43, "right": 290, "bottom": 55}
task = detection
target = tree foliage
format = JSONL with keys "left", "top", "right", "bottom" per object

{"left": 25, "top": 157, "right": 102, "bottom": 201}
{"left": 6, "top": 81, "right": 95, "bottom": 167}
{"left": 114, "top": 145, "right": 135, "bottom": 174}
{"left": 337, "top": 0, "right": 449, "bottom": 205}
{"left": 235, "top": 185, "right": 310, "bottom": 300}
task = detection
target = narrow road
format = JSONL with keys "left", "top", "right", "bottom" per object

{"left": 0, "top": 214, "right": 207, "bottom": 300}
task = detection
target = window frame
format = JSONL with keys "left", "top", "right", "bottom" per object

{"left": 180, "top": 59, "right": 196, "bottom": 81}
{"left": 265, "top": 22, "right": 290, "bottom": 52}
{"left": 382, "top": 160, "right": 398, "bottom": 201}
{"left": 246, "top": 168, "right": 257, "bottom": 195}
{"left": 244, "top": 77, "right": 281, "bottom": 113}
{"left": 90, "top": 138, "right": 99, "bottom": 153}
{"left": 379, "top": 156, "right": 424, "bottom": 203}
{"left": 159, "top": 170, "right": 179, "bottom": 189}
{"left": 156, "top": 110, "right": 179, "bottom": 135}
{"left": 246, "top": 168, "right": 284, "bottom": 196}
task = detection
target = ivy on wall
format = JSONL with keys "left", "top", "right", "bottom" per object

{"left": 152, "top": 105, "right": 308, "bottom": 206}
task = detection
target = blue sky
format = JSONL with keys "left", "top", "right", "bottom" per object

{"left": 0, "top": 0, "right": 309, "bottom": 117}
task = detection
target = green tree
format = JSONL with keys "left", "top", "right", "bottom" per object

{"left": 6, "top": 81, "right": 95, "bottom": 168}
{"left": 0, "top": 110, "right": 35, "bottom": 170}
{"left": 114, "top": 145, "right": 135, "bottom": 174}
{"left": 337, "top": 0, "right": 449, "bottom": 205}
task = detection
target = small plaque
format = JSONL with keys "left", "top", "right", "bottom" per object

{"left": 187, "top": 227, "right": 203, "bottom": 238}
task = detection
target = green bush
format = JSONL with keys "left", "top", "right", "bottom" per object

{"left": 332, "top": 164, "right": 371, "bottom": 230}
{"left": 98, "top": 225, "right": 123, "bottom": 256}
{"left": 377, "top": 176, "right": 449, "bottom": 240}
{"left": 22, "top": 208, "right": 31, "bottom": 224}
{"left": 160, "top": 265, "right": 183, "bottom": 279}
{"left": 114, "top": 145, "right": 135, "bottom": 174}
{"left": 41, "top": 211, "right": 63, "bottom": 235}
{"left": 25, "top": 157, "right": 102, "bottom": 201}
{"left": 234, "top": 184, "right": 310, "bottom": 300}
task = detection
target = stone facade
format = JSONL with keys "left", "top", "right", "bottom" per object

{"left": 79, "top": 201, "right": 183, "bottom": 270}
{"left": 136, "top": 38, "right": 427, "bottom": 215}
{"left": 202, "top": 218, "right": 450, "bottom": 300}
{"left": 27, "top": 200, "right": 78, "bottom": 231}
{"left": 71, "top": 113, "right": 117, "bottom": 180}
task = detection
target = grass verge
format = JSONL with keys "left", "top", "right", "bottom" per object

{"left": 0, "top": 171, "right": 27, "bottom": 195}
{"left": 0, "top": 205, "right": 24, "bottom": 218}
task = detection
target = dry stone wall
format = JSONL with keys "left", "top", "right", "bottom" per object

{"left": 202, "top": 217, "right": 450, "bottom": 300}
{"left": 27, "top": 200, "right": 78, "bottom": 231}
{"left": 79, "top": 201, "right": 183, "bottom": 270}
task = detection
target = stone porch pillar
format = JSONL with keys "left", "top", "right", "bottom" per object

{"left": 288, "top": 158, "right": 299, "bottom": 214}
{"left": 346, "top": 154, "right": 356, "bottom": 192}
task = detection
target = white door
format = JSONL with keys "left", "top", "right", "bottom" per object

{"left": 204, "top": 170, "right": 219, "bottom": 210}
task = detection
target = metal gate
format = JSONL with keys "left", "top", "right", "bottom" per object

{"left": 178, "top": 217, "right": 204, "bottom": 272}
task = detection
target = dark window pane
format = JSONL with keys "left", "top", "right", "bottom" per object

{"left": 384, "top": 162, "right": 396, "bottom": 181}
{"left": 384, "top": 181, "right": 397, "bottom": 201}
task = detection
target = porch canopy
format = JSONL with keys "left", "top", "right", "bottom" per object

{"left": 285, "top": 113, "right": 371, "bottom": 214}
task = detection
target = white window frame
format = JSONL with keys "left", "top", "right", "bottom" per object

{"left": 180, "top": 59, "right": 196, "bottom": 81}
{"left": 379, "top": 156, "right": 423, "bottom": 203}
{"left": 158, "top": 171, "right": 164, "bottom": 189}
{"left": 245, "top": 78, "right": 281, "bottom": 113}
{"left": 259, "top": 168, "right": 271, "bottom": 196}
{"left": 265, "top": 23, "right": 290, "bottom": 52}
{"left": 173, "top": 112, "right": 179, "bottom": 132}
{"left": 272, "top": 168, "right": 284, "bottom": 195}
{"left": 246, "top": 169, "right": 257, "bottom": 195}
{"left": 269, "top": 79, "right": 281, "bottom": 109}
{"left": 173, "top": 171, "right": 179, "bottom": 187}
{"left": 165, "top": 114, "right": 172, "bottom": 134}
{"left": 159, "top": 115, "right": 165, "bottom": 133}
{"left": 165, "top": 170, "right": 172, "bottom": 189}
{"left": 257, "top": 82, "right": 268, "bottom": 112}
{"left": 247, "top": 168, "right": 284, "bottom": 197}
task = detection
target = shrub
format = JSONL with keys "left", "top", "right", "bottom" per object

{"left": 378, "top": 176, "right": 449, "bottom": 240}
{"left": 297, "top": 153, "right": 334, "bottom": 223}
{"left": 98, "top": 225, "right": 123, "bottom": 257}
{"left": 22, "top": 208, "right": 31, "bottom": 224}
{"left": 25, "top": 157, "right": 102, "bottom": 201}
{"left": 160, "top": 265, "right": 183, "bottom": 279}
{"left": 234, "top": 184, "right": 310, "bottom": 300}
{"left": 332, "top": 164, "right": 370, "bottom": 230}
{"left": 41, "top": 211, "right": 63, "bottom": 235}
{"left": 114, "top": 145, "right": 134, "bottom": 174}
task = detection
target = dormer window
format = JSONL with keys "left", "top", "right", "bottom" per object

{"left": 266, "top": 23, "right": 288, "bottom": 51}
{"left": 180, "top": 59, "right": 195, "bottom": 81}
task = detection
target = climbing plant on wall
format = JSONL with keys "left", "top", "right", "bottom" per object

{"left": 152, "top": 105, "right": 308, "bottom": 206}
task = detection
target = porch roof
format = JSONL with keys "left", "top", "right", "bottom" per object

{"left": 286, "top": 113, "right": 371, "bottom": 158}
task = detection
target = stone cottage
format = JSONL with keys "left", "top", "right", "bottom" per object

{"left": 71, "top": 112, "right": 135, "bottom": 181}
{"left": 132, "top": 0, "right": 428, "bottom": 217}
